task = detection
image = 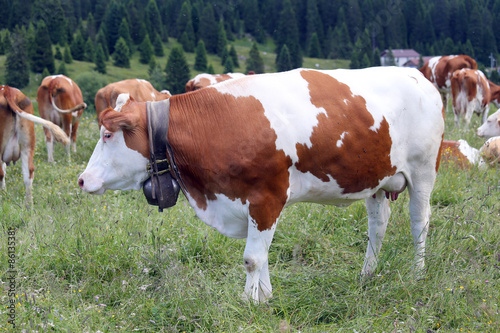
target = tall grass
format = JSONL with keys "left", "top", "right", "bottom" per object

{"left": 1, "top": 51, "right": 499, "bottom": 331}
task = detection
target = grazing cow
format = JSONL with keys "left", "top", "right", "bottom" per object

{"left": 185, "top": 73, "right": 246, "bottom": 92}
{"left": 1, "top": 85, "right": 69, "bottom": 206}
{"left": 479, "top": 136, "right": 500, "bottom": 166}
{"left": 440, "top": 140, "right": 483, "bottom": 169}
{"left": 95, "top": 79, "right": 171, "bottom": 123}
{"left": 450, "top": 69, "right": 490, "bottom": 127}
{"left": 477, "top": 109, "right": 500, "bottom": 138}
{"left": 78, "top": 67, "right": 445, "bottom": 302}
{"left": 419, "top": 55, "right": 477, "bottom": 108}
{"left": 37, "top": 75, "right": 87, "bottom": 162}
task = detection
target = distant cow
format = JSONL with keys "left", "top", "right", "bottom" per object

{"left": 479, "top": 136, "right": 500, "bottom": 166}
{"left": 1, "top": 85, "right": 69, "bottom": 206}
{"left": 440, "top": 140, "right": 483, "bottom": 169}
{"left": 185, "top": 73, "right": 246, "bottom": 92}
{"left": 78, "top": 67, "right": 444, "bottom": 302}
{"left": 37, "top": 75, "right": 87, "bottom": 162}
{"left": 477, "top": 109, "right": 500, "bottom": 138}
{"left": 420, "top": 55, "right": 477, "bottom": 108}
{"left": 95, "top": 79, "right": 171, "bottom": 123}
{"left": 450, "top": 69, "right": 490, "bottom": 127}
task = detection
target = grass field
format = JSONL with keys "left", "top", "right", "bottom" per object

{"left": 1, "top": 43, "right": 500, "bottom": 332}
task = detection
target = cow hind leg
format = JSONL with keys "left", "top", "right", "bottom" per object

{"left": 361, "top": 190, "right": 391, "bottom": 276}
{"left": 243, "top": 218, "right": 277, "bottom": 303}
{"left": 407, "top": 172, "right": 435, "bottom": 274}
{"left": 20, "top": 147, "right": 34, "bottom": 207}
{"left": 44, "top": 127, "right": 55, "bottom": 163}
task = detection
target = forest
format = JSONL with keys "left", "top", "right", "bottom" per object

{"left": 1, "top": 0, "right": 499, "bottom": 93}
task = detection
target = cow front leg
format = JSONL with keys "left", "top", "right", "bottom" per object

{"left": 243, "top": 219, "right": 277, "bottom": 303}
{"left": 0, "top": 162, "right": 6, "bottom": 190}
{"left": 361, "top": 190, "right": 391, "bottom": 276}
{"left": 20, "top": 148, "right": 34, "bottom": 207}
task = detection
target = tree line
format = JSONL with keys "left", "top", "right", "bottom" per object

{"left": 1, "top": 0, "right": 499, "bottom": 94}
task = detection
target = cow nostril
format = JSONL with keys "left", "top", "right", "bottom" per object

{"left": 78, "top": 178, "right": 84, "bottom": 189}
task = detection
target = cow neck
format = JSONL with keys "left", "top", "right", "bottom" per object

{"left": 146, "top": 100, "right": 187, "bottom": 194}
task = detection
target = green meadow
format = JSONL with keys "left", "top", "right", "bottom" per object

{"left": 1, "top": 43, "right": 499, "bottom": 332}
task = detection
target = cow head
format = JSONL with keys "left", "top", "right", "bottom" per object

{"left": 78, "top": 98, "right": 150, "bottom": 194}
{"left": 477, "top": 109, "right": 500, "bottom": 138}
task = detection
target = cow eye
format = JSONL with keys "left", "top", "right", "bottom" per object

{"left": 103, "top": 131, "right": 113, "bottom": 142}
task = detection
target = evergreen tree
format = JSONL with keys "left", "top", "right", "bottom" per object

{"left": 216, "top": 20, "right": 228, "bottom": 56}
{"left": 94, "top": 44, "right": 106, "bottom": 74}
{"left": 443, "top": 38, "right": 455, "bottom": 55}
{"left": 41, "top": 68, "right": 51, "bottom": 83}
{"left": 194, "top": 40, "right": 208, "bottom": 71}
{"left": 207, "top": 63, "right": 215, "bottom": 74}
{"left": 5, "top": 32, "right": 30, "bottom": 88}
{"left": 246, "top": 42, "right": 264, "bottom": 74}
{"left": 32, "top": 21, "right": 55, "bottom": 73}
{"left": 224, "top": 57, "right": 234, "bottom": 73}
{"left": 84, "top": 37, "right": 95, "bottom": 62}
{"left": 308, "top": 32, "right": 322, "bottom": 58}
{"left": 275, "top": 0, "right": 302, "bottom": 68}
{"left": 360, "top": 53, "right": 371, "bottom": 68}
{"left": 276, "top": 44, "right": 292, "bottom": 72}
{"left": 70, "top": 30, "right": 85, "bottom": 61}
{"left": 2, "top": 30, "right": 11, "bottom": 54}
{"left": 165, "top": 46, "right": 190, "bottom": 95}
{"left": 152, "top": 32, "right": 164, "bottom": 57}
{"left": 32, "top": 0, "right": 67, "bottom": 45}
{"left": 118, "top": 18, "right": 133, "bottom": 56}
{"left": 139, "top": 35, "right": 154, "bottom": 65}
{"left": 104, "top": 0, "right": 126, "bottom": 54}
{"left": 220, "top": 47, "right": 229, "bottom": 66}
{"left": 176, "top": 1, "right": 192, "bottom": 38}
{"left": 63, "top": 45, "right": 73, "bottom": 63}
{"left": 55, "top": 46, "right": 62, "bottom": 60}
{"left": 57, "top": 61, "right": 68, "bottom": 76}
{"left": 96, "top": 30, "right": 109, "bottom": 60}
{"left": 145, "top": 0, "right": 163, "bottom": 41}
{"left": 179, "top": 31, "right": 195, "bottom": 53}
{"left": 199, "top": 3, "right": 218, "bottom": 53}
{"left": 149, "top": 61, "right": 164, "bottom": 91}
{"left": 113, "top": 37, "right": 130, "bottom": 68}
{"left": 229, "top": 44, "right": 239, "bottom": 68}
{"left": 25, "top": 23, "right": 36, "bottom": 65}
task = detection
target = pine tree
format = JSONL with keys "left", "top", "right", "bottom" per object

{"left": 32, "top": 20, "right": 55, "bottom": 73}
{"left": 139, "top": 35, "right": 154, "bottom": 65}
{"left": 229, "top": 44, "right": 239, "bottom": 68}
{"left": 104, "top": 0, "right": 126, "bottom": 54}
{"left": 199, "top": 3, "right": 218, "bottom": 54}
{"left": 70, "top": 30, "right": 85, "bottom": 61}
{"left": 57, "top": 61, "right": 68, "bottom": 76}
{"left": 194, "top": 40, "right": 208, "bottom": 71}
{"left": 216, "top": 20, "right": 227, "bottom": 56}
{"left": 151, "top": 32, "right": 164, "bottom": 57}
{"left": 118, "top": 18, "right": 133, "bottom": 56}
{"left": 246, "top": 42, "right": 264, "bottom": 74}
{"left": 308, "top": 32, "right": 322, "bottom": 58}
{"left": 275, "top": 0, "right": 302, "bottom": 68}
{"left": 276, "top": 44, "right": 293, "bottom": 72}
{"left": 32, "top": 0, "right": 67, "bottom": 45}
{"left": 148, "top": 61, "right": 164, "bottom": 91}
{"left": 165, "top": 46, "right": 190, "bottom": 95}
{"left": 84, "top": 37, "right": 95, "bottom": 62}
{"left": 145, "top": 0, "right": 163, "bottom": 41}
{"left": 63, "top": 45, "right": 73, "bottom": 64}
{"left": 96, "top": 30, "right": 109, "bottom": 60}
{"left": 207, "top": 63, "right": 215, "bottom": 74}
{"left": 5, "top": 32, "right": 30, "bottom": 88}
{"left": 113, "top": 37, "right": 130, "bottom": 68}
{"left": 224, "top": 57, "right": 234, "bottom": 73}
{"left": 94, "top": 44, "right": 107, "bottom": 74}
{"left": 54, "top": 46, "right": 62, "bottom": 60}
{"left": 41, "top": 68, "right": 51, "bottom": 82}
{"left": 176, "top": 1, "right": 192, "bottom": 38}
{"left": 220, "top": 47, "right": 229, "bottom": 66}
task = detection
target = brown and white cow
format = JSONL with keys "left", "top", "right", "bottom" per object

{"left": 420, "top": 55, "right": 477, "bottom": 108}
{"left": 78, "top": 67, "right": 445, "bottom": 302}
{"left": 185, "top": 73, "right": 246, "bottom": 92}
{"left": 479, "top": 136, "right": 500, "bottom": 166}
{"left": 450, "top": 69, "right": 490, "bottom": 127}
{"left": 477, "top": 109, "right": 500, "bottom": 138}
{"left": 95, "top": 79, "right": 171, "bottom": 123}
{"left": 440, "top": 140, "right": 483, "bottom": 169}
{"left": 1, "top": 85, "right": 69, "bottom": 206}
{"left": 37, "top": 75, "right": 87, "bottom": 162}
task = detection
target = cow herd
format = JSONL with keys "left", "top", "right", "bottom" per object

{"left": 2, "top": 61, "right": 500, "bottom": 303}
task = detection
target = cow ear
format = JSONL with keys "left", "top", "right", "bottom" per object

{"left": 100, "top": 108, "right": 140, "bottom": 132}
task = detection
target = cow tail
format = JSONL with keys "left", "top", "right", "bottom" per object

{"left": 4, "top": 86, "right": 70, "bottom": 145}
